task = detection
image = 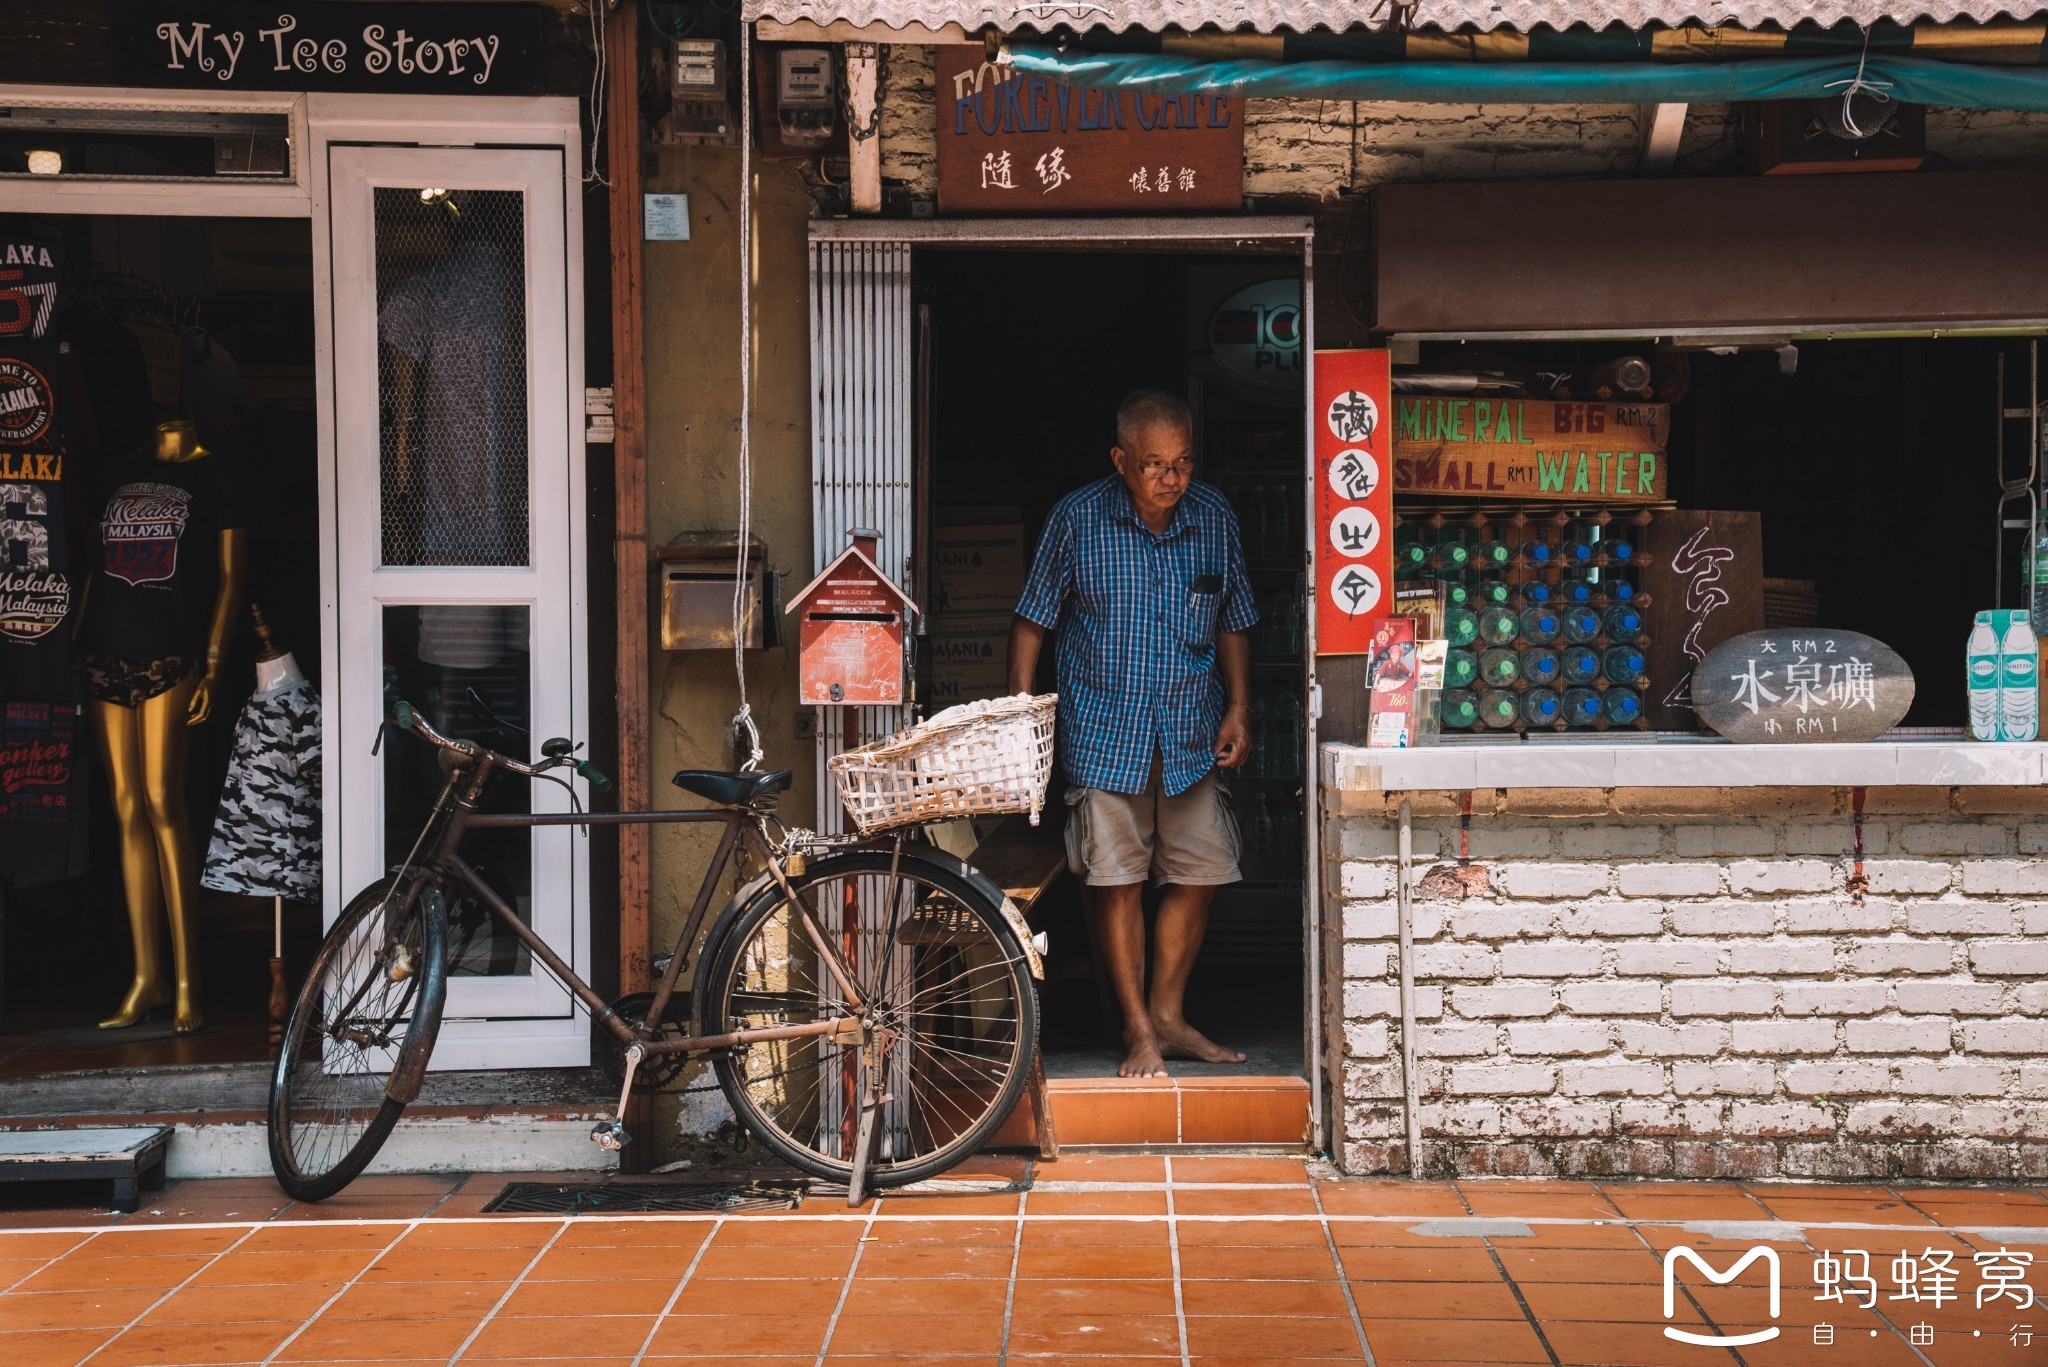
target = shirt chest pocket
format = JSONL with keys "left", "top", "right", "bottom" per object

{"left": 1178, "top": 573, "right": 1224, "bottom": 650}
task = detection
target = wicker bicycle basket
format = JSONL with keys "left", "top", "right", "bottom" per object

{"left": 828, "top": 693, "right": 1057, "bottom": 835}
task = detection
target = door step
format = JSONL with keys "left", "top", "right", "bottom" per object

{"left": 992, "top": 1075, "right": 1309, "bottom": 1149}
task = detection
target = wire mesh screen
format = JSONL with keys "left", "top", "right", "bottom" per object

{"left": 374, "top": 187, "right": 530, "bottom": 567}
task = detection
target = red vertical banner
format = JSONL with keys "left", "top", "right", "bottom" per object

{"left": 1312, "top": 349, "right": 1394, "bottom": 655}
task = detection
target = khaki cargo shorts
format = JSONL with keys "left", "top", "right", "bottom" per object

{"left": 1063, "top": 768, "right": 1241, "bottom": 888}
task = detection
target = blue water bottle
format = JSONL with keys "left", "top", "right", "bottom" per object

{"left": 1603, "top": 688, "right": 1643, "bottom": 726}
{"left": 1603, "top": 645, "right": 1646, "bottom": 686}
{"left": 1518, "top": 648, "right": 1561, "bottom": 687}
{"left": 1560, "top": 645, "right": 1601, "bottom": 686}
{"left": 1561, "top": 686, "right": 1602, "bottom": 727}
{"left": 1520, "top": 688, "right": 1563, "bottom": 728}
{"left": 1603, "top": 604, "right": 1644, "bottom": 643}
{"left": 1560, "top": 605, "right": 1603, "bottom": 645}
{"left": 1518, "top": 606, "right": 1561, "bottom": 646}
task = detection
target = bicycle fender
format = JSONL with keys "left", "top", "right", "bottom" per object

{"left": 891, "top": 846, "right": 1045, "bottom": 981}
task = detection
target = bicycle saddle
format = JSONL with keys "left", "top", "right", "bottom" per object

{"left": 670, "top": 768, "right": 794, "bottom": 806}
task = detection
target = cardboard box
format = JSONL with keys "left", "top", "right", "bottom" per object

{"left": 931, "top": 524, "right": 1026, "bottom": 615}
{"left": 925, "top": 611, "right": 1012, "bottom": 705}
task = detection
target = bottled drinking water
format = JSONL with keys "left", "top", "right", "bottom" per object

{"left": 1519, "top": 688, "right": 1563, "bottom": 728}
{"left": 1518, "top": 607, "right": 1561, "bottom": 646}
{"left": 1968, "top": 615, "right": 2002, "bottom": 741}
{"left": 2001, "top": 615, "right": 2039, "bottom": 742}
{"left": 1478, "top": 647, "right": 1520, "bottom": 687}
{"left": 1603, "top": 688, "right": 1642, "bottom": 726}
{"left": 1603, "top": 646, "right": 1645, "bottom": 686}
{"left": 1560, "top": 645, "right": 1602, "bottom": 687}
{"left": 1560, "top": 605, "right": 1603, "bottom": 645}
{"left": 1561, "top": 686, "right": 1602, "bottom": 727}
{"left": 1477, "top": 689, "right": 1519, "bottom": 729}
{"left": 1441, "top": 688, "right": 1479, "bottom": 730}
{"left": 1444, "top": 648, "right": 1479, "bottom": 690}
{"left": 1445, "top": 607, "right": 1480, "bottom": 649}
{"left": 1603, "top": 604, "right": 1644, "bottom": 643}
{"left": 1518, "top": 647, "right": 1561, "bottom": 687}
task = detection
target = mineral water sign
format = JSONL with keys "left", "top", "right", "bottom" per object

{"left": 122, "top": 3, "right": 545, "bottom": 94}
{"left": 1392, "top": 398, "right": 1670, "bottom": 502}
{"left": 934, "top": 47, "right": 1243, "bottom": 214}
{"left": 1691, "top": 629, "right": 1914, "bottom": 744}
{"left": 1313, "top": 350, "right": 1395, "bottom": 656}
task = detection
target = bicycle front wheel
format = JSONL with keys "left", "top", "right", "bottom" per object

{"left": 700, "top": 851, "right": 1038, "bottom": 1189}
{"left": 268, "top": 874, "right": 448, "bottom": 1201}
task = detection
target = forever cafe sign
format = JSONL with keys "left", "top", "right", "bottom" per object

{"left": 935, "top": 47, "right": 1244, "bottom": 213}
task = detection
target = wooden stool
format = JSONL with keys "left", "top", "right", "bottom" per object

{"left": 0, "top": 1126, "right": 172, "bottom": 1213}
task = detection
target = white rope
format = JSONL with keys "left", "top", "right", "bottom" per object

{"left": 584, "top": 0, "right": 610, "bottom": 188}
{"left": 1822, "top": 27, "right": 1895, "bottom": 140}
{"left": 730, "top": 18, "right": 763, "bottom": 771}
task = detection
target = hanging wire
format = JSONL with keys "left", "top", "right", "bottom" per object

{"left": 585, "top": 0, "right": 612, "bottom": 188}
{"left": 730, "top": 17, "right": 763, "bottom": 772}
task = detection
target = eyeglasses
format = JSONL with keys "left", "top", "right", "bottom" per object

{"left": 1136, "top": 458, "right": 1195, "bottom": 480}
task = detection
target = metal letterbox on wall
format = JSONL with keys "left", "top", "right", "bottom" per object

{"left": 787, "top": 528, "right": 914, "bottom": 706}
{"left": 656, "top": 532, "right": 779, "bottom": 651}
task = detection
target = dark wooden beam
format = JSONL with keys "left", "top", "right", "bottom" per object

{"left": 605, "top": 0, "right": 653, "bottom": 1168}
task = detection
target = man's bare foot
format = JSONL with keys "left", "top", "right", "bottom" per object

{"left": 1119, "top": 1033, "right": 1169, "bottom": 1078}
{"left": 1152, "top": 1018, "right": 1246, "bottom": 1065}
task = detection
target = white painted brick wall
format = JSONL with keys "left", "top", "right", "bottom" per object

{"left": 1330, "top": 793, "right": 2048, "bottom": 1179}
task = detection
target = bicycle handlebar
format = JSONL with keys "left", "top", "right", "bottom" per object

{"left": 390, "top": 700, "right": 604, "bottom": 787}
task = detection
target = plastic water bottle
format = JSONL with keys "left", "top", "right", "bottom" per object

{"left": 1477, "top": 605, "right": 1521, "bottom": 646}
{"left": 1518, "top": 647, "right": 1561, "bottom": 687}
{"left": 1520, "top": 688, "right": 1563, "bottom": 728}
{"left": 1479, "top": 647, "right": 1520, "bottom": 687}
{"left": 1472, "top": 576, "right": 1513, "bottom": 606}
{"left": 1560, "top": 605, "right": 1603, "bottom": 645}
{"left": 1609, "top": 579, "right": 1636, "bottom": 603}
{"left": 1445, "top": 607, "right": 1480, "bottom": 649}
{"left": 1517, "top": 580, "right": 1553, "bottom": 606}
{"left": 1392, "top": 526, "right": 1429, "bottom": 573}
{"left": 1603, "top": 604, "right": 1644, "bottom": 643}
{"left": 1560, "top": 645, "right": 1601, "bottom": 687}
{"left": 1477, "top": 689, "right": 1519, "bottom": 729}
{"left": 2002, "top": 616, "right": 2039, "bottom": 742}
{"left": 1444, "top": 579, "right": 1473, "bottom": 608}
{"left": 1603, "top": 688, "right": 1643, "bottom": 726}
{"left": 2033, "top": 505, "right": 2048, "bottom": 635}
{"left": 1556, "top": 575, "right": 1595, "bottom": 605}
{"left": 1444, "top": 648, "right": 1479, "bottom": 691}
{"left": 1475, "top": 538, "right": 1513, "bottom": 569}
{"left": 1561, "top": 686, "right": 1602, "bottom": 727}
{"left": 1435, "top": 528, "right": 1472, "bottom": 571}
{"left": 1969, "top": 615, "right": 2002, "bottom": 741}
{"left": 1518, "top": 606, "right": 1561, "bottom": 646}
{"left": 1559, "top": 532, "right": 1597, "bottom": 567}
{"left": 1604, "top": 532, "right": 1635, "bottom": 563}
{"left": 1441, "top": 688, "right": 1479, "bottom": 730}
{"left": 1603, "top": 646, "right": 1645, "bottom": 686}
{"left": 1519, "top": 539, "right": 1553, "bottom": 568}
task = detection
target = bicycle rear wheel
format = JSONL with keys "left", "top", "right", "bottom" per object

{"left": 699, "top": 851, "right": 1037, "bottom": 1189}
{"left": 268, "top": 874, "right": 448, "bottom": 1201}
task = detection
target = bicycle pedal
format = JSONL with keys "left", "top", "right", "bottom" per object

{"left": 589, "top": 1119, "right": 632, "bottom": 1151}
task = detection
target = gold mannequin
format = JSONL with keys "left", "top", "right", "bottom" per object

{"left": 94, "top": 420, "right": 248, "bottom": 1033}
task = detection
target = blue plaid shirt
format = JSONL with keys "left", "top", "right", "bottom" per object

{"left": 1015, "top": 476, "right": 1259, "bottom": 797}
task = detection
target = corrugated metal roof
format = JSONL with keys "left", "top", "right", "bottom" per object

{"left": 745, "top": 0, "right": 2048, "bottom": 34}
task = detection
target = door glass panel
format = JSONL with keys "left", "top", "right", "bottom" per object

{"left": 373, "top": 187, "right": 529, "bottom": 567}
{"left": 382, "top": 604, "right": 533, "bottom": 977}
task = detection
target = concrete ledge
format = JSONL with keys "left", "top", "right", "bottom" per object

{"left": 1324, "top": 737, "right": 2048, "bottom": 794}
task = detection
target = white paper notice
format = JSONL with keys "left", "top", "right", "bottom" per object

{"left": 644, "top": 194, "right": 690, "bottom": 241}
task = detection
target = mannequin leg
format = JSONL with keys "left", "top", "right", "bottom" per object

{"left": 135, "top": 673, "right": 204, "bottom": 1034}
{"left": 92, "top": 699, "right": 169, "bottom": 1029}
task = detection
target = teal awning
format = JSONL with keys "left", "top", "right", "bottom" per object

{"left": 1004, "top": 47, "right": 2048, "bottom": 110}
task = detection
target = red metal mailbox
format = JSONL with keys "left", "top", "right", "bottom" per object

{"left": 787, "top": 528, "right": 916, "bottom": 706}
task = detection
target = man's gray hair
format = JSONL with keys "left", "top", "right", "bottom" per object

{"left": 1115, "top": 389, "right": 1193, "bottom": 452}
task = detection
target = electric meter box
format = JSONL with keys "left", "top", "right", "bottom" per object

{"left": 787, "top": 529, "right": 915, "bottom": 706}
{"left": 775, "top": 48, "right": 836, "bottom": 149}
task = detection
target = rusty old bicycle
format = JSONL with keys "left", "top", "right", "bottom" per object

{"left": 267, "top": 701, "right": 1041, "bottom": 1205}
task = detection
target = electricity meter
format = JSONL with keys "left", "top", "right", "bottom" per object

{"left": 666, "top": 38, "right": 734, "bottom": 143}
{"left": 775, "top": 48, "right": 836, "bottom": 150}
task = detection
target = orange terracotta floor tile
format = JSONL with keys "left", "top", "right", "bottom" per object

{"left": 463, "top": 1312, "right": 661, "bottom": 1358}
{"left": 1175, "top": 1218, "right": 1331, "bottom": 1247}
{"left": 1337, "top": 1245, "right": 1503, "bottom": 1282}
{"left": 1361, "top": 1318, "right": 1553, "bottom": 1363}
{"left": 858, "top": 1243, "right": 1018, "bottom": 1279}
{"left": 824, "top": 1312, "right": 1006, "bottom": 1355}
{"left": 839, "top": 1277, "right": 1013, "bottom": 1316}
{"left": 1016, "top": 1244, "right": 1176, "bottom": 1279}
{"left": 1177, "top": 1276, "right": 1352, "bottom": 1317}
{"left": 1004, "top": 1311, "right": 1183, "bottom": 1356}
{"left": 0, "top": 1287, "right": 163, "bottom": 1330}
{"left": 1023, "top": 1189, "right": 1170, "bottom": 1217}
{"left": 1177, "top": 1244, "right": 1341, "bottom": 1281}
{"left": 2, "top": 1328, "right": 133, "bottom": 1367}
{"left": 1348, "top": 1278, "right": 1523, "bottom": 1321}
{"left": 1009, "top": 1276, "right": 1179, "bottom": 1317}
{"left": 274, "top": 1314, "right": 480, "bottom": 1360}
{"left": 1170, "top": 1156, "right": 1311, "bottom": 1185}
{"left": 1174, "top": 1187, "right": 1321, "bottom": 1216}
{"left": 1033, "top": 1153, "right": 1170, "bottom": 1184}
{"left": 1183, "top": 1313, "right": 1367, "bottom": 1358}
{"left": 90, "top": 1319, "right": 302, "bottom": 1366}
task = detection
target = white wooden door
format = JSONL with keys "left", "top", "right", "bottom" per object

{"left": 326, "top": 145, "right": 586, "bottom": 1066}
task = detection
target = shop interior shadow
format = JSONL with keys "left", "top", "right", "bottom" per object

{"left": 921, "top": 249, "right": 1308, "bottom": 1080}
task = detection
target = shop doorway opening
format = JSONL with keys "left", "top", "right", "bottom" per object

{"left": 0, "top": 212, "right": 320, "bottom": 1076}
{"left": 917, "top": 248, "right": 1308, "bottom": 1082}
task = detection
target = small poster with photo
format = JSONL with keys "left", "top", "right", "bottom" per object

{"left": 1367, "top": 617, "right": 1418, "bottom": 748}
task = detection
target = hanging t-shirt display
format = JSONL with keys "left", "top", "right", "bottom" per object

{"left": 77, "top": 450, "right": 250, "bottom": 704}
{"left": 0, "top": 700, "right": 87, "bottom": 883}
{"left": 202, "top": 676, "right": 322, "bottom": 900}
{"left": 0, "top": 240, "right": 80, "bottom": 710}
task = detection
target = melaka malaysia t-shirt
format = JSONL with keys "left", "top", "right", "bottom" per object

{"left": 79, "top": 452, "right": 249, "bottom": 664}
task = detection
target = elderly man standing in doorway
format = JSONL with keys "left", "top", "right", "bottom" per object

{"left": 1008, "top": 389, "right": 1259, "bottom": 1078}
